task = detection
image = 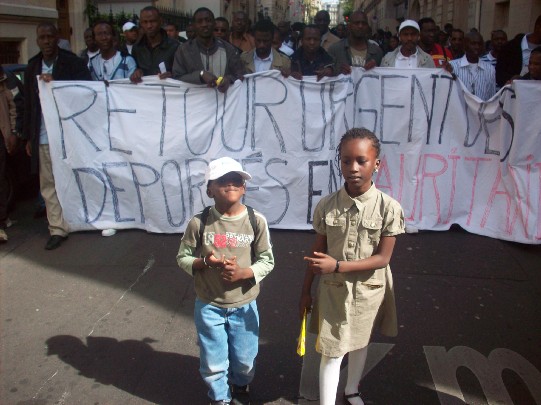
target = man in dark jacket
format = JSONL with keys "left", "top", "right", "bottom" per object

{"left": 172, "top": 7, "right": 244, "bottom": 93}
{"left": 22, "top": 22, "right": 91, "bottom": 250}
{"left": 130, "top": 6, "right": 179, "bottom": 83}
{"left": 496, "top": 15, "right": 541, "bottom": 86}
{"left": 328, "top": 10, "right": 383, "bottom": 75}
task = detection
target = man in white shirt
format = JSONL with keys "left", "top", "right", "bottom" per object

{"left": 241, "top": 20, "right": 291, "bottom": 75}
{"left": 450, "top": 32, "right": 496, "bottom": 101}
{"left": 381, "top": 20, "right": 435, "bottom": 68}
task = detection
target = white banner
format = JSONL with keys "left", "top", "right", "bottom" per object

{"left": 38, "top": 69, "right": 541, "bottom": 243}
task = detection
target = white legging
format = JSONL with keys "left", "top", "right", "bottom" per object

{"left": 319, "top": 346, "right": 368, "bottom": 405}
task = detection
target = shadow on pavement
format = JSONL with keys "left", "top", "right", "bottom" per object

{"left": 46, "top": 334, "right": 206, "bottom": 405}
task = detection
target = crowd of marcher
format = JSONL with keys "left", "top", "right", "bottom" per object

{"left": 0, "top": 6, "right": 540, "bottom": 405}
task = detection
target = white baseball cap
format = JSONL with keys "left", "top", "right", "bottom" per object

{"left": 399, "top": 20, "right": 420, "bottom": 33}
{"left": 205, "top": 157, "right": 252, "bottom": 183}
{"left": 122, "top": 22, "right": 137, "bottom": 32}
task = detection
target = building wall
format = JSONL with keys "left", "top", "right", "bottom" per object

{"left": 0, "top": 0, "right": 58, "bottom": 63}
{"left": 354, "top": 0, "right": 540, "bottom": 40}
{"left": 0, "top": 0, "right": 88, "bottom": 63}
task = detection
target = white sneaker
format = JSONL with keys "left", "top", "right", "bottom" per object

{"left": 0, "top": 229, "right": 7, "bottom": 242}
{"left": 101, "top": 228, "right": 117, "bottom": 237}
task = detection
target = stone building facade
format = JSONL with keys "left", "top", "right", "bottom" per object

{"left": 0, "top": 0, "right": 87, "bottom": 64}
{"left": 354, "top": 0, "right": 540, "bottom": 40}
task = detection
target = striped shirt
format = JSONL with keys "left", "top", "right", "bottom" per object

{"left": 480, "top": 52, "right": 500, "bottom": 90}
{"left": 450, "top": 55, "right": 496, "bottom": 101}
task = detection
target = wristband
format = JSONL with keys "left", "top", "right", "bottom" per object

{"left": 334, "top": 260, "right": 340, "bottom": 273}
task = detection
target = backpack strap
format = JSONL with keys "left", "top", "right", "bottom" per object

{"left": 198, "top": 205, "right": 259, "bottom": 260}
{"left": 199, "top": 206, "right": 212, "bottom": 249}
{"left": 245, "top": 205, "right": 258, "bottom": 261}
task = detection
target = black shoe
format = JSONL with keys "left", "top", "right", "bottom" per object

{"left": 45, "top": 235, "right": 68, "bottom": 250}
{"left": 231, "top": 385, "right": 250, "bottom": 405}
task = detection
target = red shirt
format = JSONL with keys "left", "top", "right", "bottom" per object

{"left": 429, "top": 43, "right": 452, "bottom": 67}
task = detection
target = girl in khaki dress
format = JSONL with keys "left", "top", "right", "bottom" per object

{"left": 300, "top": 128, "right": 405, "bottom": 405}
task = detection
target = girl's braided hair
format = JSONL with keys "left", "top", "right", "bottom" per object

{"left": 335, "top": 128, "right": 381, "bottom": 174}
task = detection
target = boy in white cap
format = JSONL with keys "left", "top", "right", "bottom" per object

{"left": 381, "top": 19, "right": 435, "bottom": 68}
{"left": 177, "top": 157, "right": 275, "bottom": 405}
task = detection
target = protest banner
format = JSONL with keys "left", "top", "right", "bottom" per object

{"left": 38, "top": 69, "right": 541, "bottom": 243}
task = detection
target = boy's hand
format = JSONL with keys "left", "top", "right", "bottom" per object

{"left": 221, "top": 256, "right": 254, "bottom": 282}
{"left": 205, "top": 250, "right": 226, "bottom": 268}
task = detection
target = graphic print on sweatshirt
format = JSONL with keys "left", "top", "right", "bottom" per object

{"left": 204, "top": 231, "right": 254, "bottom": 249}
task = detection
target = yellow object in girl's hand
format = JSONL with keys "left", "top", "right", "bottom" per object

{"left": 297, "top": 309, "right": 307, "bottom": 356}
{"left": 216, "top": 76, "right": 223, "bottom": 86}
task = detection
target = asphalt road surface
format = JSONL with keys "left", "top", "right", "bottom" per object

{"left": 1, "top": 200, "right": 540, "bottom": 405}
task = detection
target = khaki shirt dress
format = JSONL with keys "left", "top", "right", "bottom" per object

{"left": 312, "top": 184, "right": 405, "bottom": 357}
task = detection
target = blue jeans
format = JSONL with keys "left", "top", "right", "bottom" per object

{"left": 194, "top": 298, "right": 259, "bottom": 402}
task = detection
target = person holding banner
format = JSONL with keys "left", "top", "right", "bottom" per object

{"left": 300, "top": 128, "right": 404, "bottom": 405}
{"left": 327, "top": 10, "right": 383, "bottom": 75}
{"left": 381, "top": 20, "right": 435, "bottom": 68}
{"left": 129, "top": 6, "right": 179, "bottom": 83}
{"left": 496, "top": 15, "right": 541, "bottom": 87}
{"left": 290, "top": 25, "right": 335, "bottom": 81}
{"left": 176, "top": 157, "right": 274, "bottom": 405}
{"left": 172, "top": 7, "right": 245, "bottom": 94}
{"left": 519, "top": 46, "right": 541, "bottom": 80}
{"left": 22, "top": 23, "right": 91, "bottom": 250}
{"left": 240, "top": 19, "right": 291, "bottom": 76}
{"left": 450, "top": 32, "right": 496, "bottom": 101}
{"left": 418, "top": 17, "right": 453, "bottom": 68}
{"left": 89, "top": 21, "right": 137, "bottom": 82}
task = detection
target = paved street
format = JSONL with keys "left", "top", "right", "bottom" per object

{"left": 1, "top": 199, "right": 540, "bottom": 405}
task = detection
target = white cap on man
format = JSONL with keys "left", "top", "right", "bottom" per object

{"left": 205, "top": 157, "right": 252, "bottom": 183}
{"left": 122, "top": 22, "right": 137, "bottom": 32}
{"left": 399, "top": 20, "right": 420, "bottom": 33}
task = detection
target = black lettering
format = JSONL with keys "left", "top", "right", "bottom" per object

{"left": 51, "top": 84, "right": 100, "bottom": 159}
{"left": 102, "top": 162, "right": 135, "bottom": 222}
{"left": 265, "top": 158, "right": 289, "bottom": 224}
{"left": 161, "top": 160, "right": 186, "bottom": 227}
{"left": 307, "top": 160, "right": 329, "bottom": 223}
{"left": 129, "top": 163, "right": 160, "bottom": 223}
{"left": 380, "top": 75, "right": 406, "bottom": 145}
{"left": 72, "top": 168, "right": 107, "bottom": 223}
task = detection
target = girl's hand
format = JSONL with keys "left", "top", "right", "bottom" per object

{"left": 299, "top": 291, "right": 312, "bottom": 320}
{"left": 303, "top": 251, "right": 336, "bottom": 274}
{"left": 205, "top": 250, "right": 225, "bottom": 268}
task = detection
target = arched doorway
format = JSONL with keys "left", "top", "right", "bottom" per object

{"left": 410, "top": 0, "right": 421, "bottom": 20}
